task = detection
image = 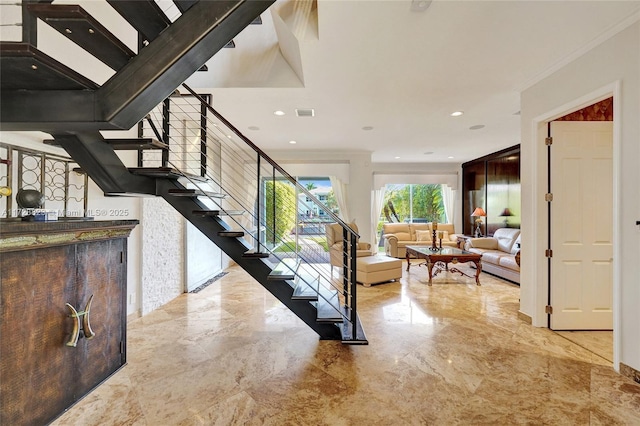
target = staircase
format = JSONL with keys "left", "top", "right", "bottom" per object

{"left": 0, "top": 0, "right": 367, "bottom": 344}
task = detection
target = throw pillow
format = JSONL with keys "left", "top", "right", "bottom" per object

{"left": 415, "top": 230, "right": 431, "bottom": 242}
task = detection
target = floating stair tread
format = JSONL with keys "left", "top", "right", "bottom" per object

{"left": 167, "top": 188, "right": 225, "bottom": 198}
{"left": 106, "top": 0, "right": 171, "bottom": 44}
{"left": 128, "top": 167, "right": 208, "bottom": 182}
{"left": 292, "top": 274, "right": 320, "bottom": 300}
{"left": 339, "top": 307, "right": 368, "bottom": 344}
{"left": 268, "top": 258, "right": 300, "bottom": 281}
{"left": 27, "top": 4, "right": 135, "bottom": 71}
{"left": 243, "top": 250, "right": 270, "bottom": 259}
{"left": 193, "top": 209, "right": 244, "bottom": 216}
{"left": 45, "top": 138, "right": 168, "bottom": 150}
{"left": 218, "top": 230, "right": 244, "bottom": 237}
{"left": 316, "top": 286, "right": 343, "bottom": 323}
{"left": 105, "top": 138, "right": 168, "bottom": 150}
{"left": 0, "top": 42, "right": 99, "bottom": 91}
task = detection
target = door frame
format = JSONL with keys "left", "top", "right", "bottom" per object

{"left": 530, "top": 81, "right": 621, "bottom": 368}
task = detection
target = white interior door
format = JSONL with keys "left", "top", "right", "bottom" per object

{"left": 550, "top": 121, "right": 613, "bottom": 330}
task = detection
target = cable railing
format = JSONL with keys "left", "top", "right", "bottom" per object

{"left": 139, "top": 84, "right": 362, "bottom": 337}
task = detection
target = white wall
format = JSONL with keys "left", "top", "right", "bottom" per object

{"left": 141, "top": 197, "right": 184, "bottom": 314}
{"left": 520, "top": 21, "right": 640, "bottom": 371}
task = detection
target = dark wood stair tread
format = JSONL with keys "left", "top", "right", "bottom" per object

{"left": 291, "top": 273, "right": 320, "bottom": 300}
{"left": 242, "top": 250, "right": 270, "bottom": 259}
{"left": 128, "top": 168, "right": 208, "bottom": 182}
{"left": 45, "top": 138, "right": 168, "bottom": 150}
{"left": 192, "top": 209, "right": 244, "bottom": 216}
{"left": 105, "top": 138, "right": 168, "bottom": 150}
{"left": 316, "top": 286, "right": 343, "bottom": 323}
{"left": 106, "top": 0, "right": 171, "bottom": 45}
{"left": 267, "top": 258, "right": 300, "bottom": 281}
{"left": 0, "top": 42, "right": 99, "bottom": 91}
{"left": 339, "top": 307, "right": 368, "bottom": 344}
{"left": 218, "top": 230, "right": 244, "bottom": 237}
{"left": 167, "top": 188, "right": 225, "bottom": 198}
{"left": 27, "top": 4, "right": 135, "bottom": 71}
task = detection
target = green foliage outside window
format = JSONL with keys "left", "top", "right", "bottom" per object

{"left": 265, "top": 180, "right": 297, "bottom": 241}
{"left": 383, "top": 184, "right": 445, "bottom": 223}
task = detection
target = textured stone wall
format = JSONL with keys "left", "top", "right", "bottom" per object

{"left": 141, "top": 197, "right": 185, "bottom": 315}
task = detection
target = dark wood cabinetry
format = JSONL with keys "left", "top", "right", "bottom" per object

{"left": 462, "top": 145, "right": 520, "bottom": 236}
{"left": 0, "top": 220, "right": 137, "bottom": 426}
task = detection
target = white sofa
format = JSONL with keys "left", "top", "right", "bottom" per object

{"left": 465, "top": 228, "right": 521, "bottom": 284}
{"left": 382, "top": 222, "right": 459, "bottom": 258}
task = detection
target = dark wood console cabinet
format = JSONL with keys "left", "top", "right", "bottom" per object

{"left": 0, "top": 220, "right": 138, "bottom": 425}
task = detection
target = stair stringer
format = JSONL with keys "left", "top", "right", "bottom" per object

{"left": 154, "top": 178, "right": 343, "bottom": 341}
{"left": 54, "top": 131, "right": 157, "bottom": 195}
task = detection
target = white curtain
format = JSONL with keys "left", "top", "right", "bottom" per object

{"left": 441, "top": 184, "right": 456, "bottom": 224}
{"left": 371, "top": 186, "right": 387, "bottom": 250}
{"left": 329, "top": 176, "right": 350, "bottom": 222}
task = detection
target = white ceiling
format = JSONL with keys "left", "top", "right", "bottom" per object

{"left": 185, "top": 0, "right": 640, "bottom": 164}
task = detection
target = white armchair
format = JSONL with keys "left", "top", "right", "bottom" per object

{"left": 325, "top": 222, "right": 372, "bottom": 272}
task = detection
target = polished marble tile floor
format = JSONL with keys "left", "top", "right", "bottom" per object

{"left": 53, "top": 263, "right": 640, "bottom": 425}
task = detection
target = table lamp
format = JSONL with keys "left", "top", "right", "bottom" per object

{"left": 471, "top": 207, "right": 486, "bottom": 237}
{"left": 499, "top": 207, "right": 513, "bottom": 227}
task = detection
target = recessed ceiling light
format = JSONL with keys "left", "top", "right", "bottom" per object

{"left": 451, "top": 111, "right": 464, "bottom": 117}
{"left": 362, "top": 126, "right": 374, "bottom": 131}
{"left": 424, "top": 151, "right": 434, "bottom": 155}
{"left": 469, "top": 124, "right": 485, "bottom": 130}
{"left": 289, "top": 140, "right": 297, "bottom": 144}
{"left": 394, "top": 156, "right": 400, "bottom": 159}
{"left": 248, "top": 126, "right": 259, "bottom": 131}
{"left": 273, "top": 110, "right": 285, "bottom": 116}
{"left": 227, "top": 135, "right": 233, "bottom": 139}
{"left": 448, "top": 156, "right": 454, "bottom": 159}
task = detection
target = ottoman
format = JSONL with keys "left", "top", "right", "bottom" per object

{"left": 356, "top": 255, "right": 403, "bottom": 287}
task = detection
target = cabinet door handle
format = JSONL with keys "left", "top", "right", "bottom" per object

{"left": 65, "top": 303, "right": 80, "bottom": 347}
{"left": 65, "top": 295, "right": 95, "bottom": 347}
{"left": 82, "top": 295, "right": 96, "bottom": 340}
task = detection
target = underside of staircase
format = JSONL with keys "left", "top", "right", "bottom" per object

{"left": 0, "top": 0, "right": 367, "bottom": 344}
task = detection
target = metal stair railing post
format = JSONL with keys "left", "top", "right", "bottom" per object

{"left": 200, "top": 99, "right": 208, "bottom": 178}
{"left": 162, "top": 98, "right": 170, "bottom": 168}
{"left": 271, "top": 167, "right": 276, "bottom": 247}
{"left": 349, "top": 232, "right": 358, "bottom": 338}
{"left": 256, "top": 152, "right": 261, "bottom": 252}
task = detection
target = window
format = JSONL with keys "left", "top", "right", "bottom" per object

{"left": 380, "top": 184, "right": 445, "bottom": 224}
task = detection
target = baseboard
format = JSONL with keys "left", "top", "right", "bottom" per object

{"left": 620, "top": 363, "right": 640, "bottom": 384}
{"left": 518, "top": 311, "right": 532, "bottom": 324}
{"left": 127, "top": 310, "right": 141, "bottom": 322}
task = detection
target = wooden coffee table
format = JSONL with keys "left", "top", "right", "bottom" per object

{"left": 406, "top": 245, "right": 483, "bottom": 286}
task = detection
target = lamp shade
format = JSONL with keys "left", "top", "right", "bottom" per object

{"left": 471, "top": 207, "right": 486, "bottom": 217}
{"left": 499, "top": 208, "right": 513, "bottom": 217}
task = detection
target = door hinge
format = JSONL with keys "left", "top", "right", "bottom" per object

{"left": 545, "top": 136, "right": 553, "bottom": 146}
{"left": 545, "top": 305, "right": 553, "bottom": 314}
{"left": 120, "top": 341, "right": 125, "bottom": 354}
{"left": 545, "top": 193, "right": 553, "bottom": 202}
{"left": 120, "top": 251, "right": 124, "bottom": 263}
{"left": 545, "top": 249, "right": 553, "bottom": 258}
